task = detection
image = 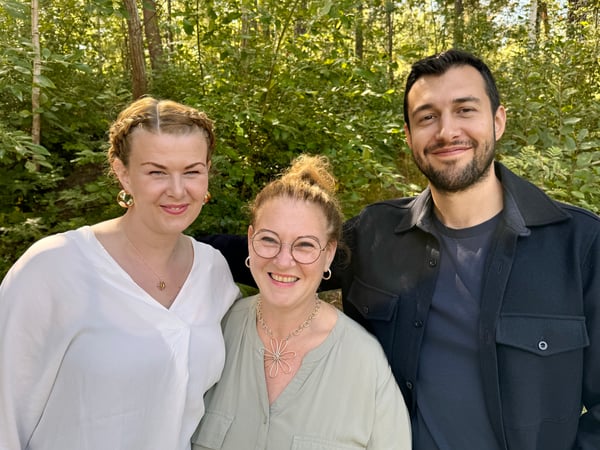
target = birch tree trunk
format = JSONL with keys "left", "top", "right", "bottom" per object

{"left": 31, "top": 0, "right": 41, "bottom": 146}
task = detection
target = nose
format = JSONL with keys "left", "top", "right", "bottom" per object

{"left": 167, "top": 174, "right": 185, "bottom": 198}
{"left": 273, "top": 243, "right": 296, "bottom": 266}
{"left": 436, "top": 114, "right": 460, "bottom": 142}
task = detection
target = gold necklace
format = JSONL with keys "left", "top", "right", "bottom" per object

{"left": 256, "top": 295, "right": 321, "bottom": 378}
{"left": 123, "top": 229, "right": 167, "bottom": 291}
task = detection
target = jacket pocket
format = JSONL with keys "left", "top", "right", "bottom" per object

{"left": 346, "top": 277, "right": 400, "bottom": 354}
{"left": 191, "top": 411, "right": 234, "bottom": 449}
{"left": 496, "top": 313, "right": 589, "bottom": 356}
{"left": 347, "top": 276, "right": 398, "bottom": 321}
{"left": 495, "top": 314, "right": 589, "bottom": 428}
{"left": 292, "top": 435, "right": 364, "bottom": 449}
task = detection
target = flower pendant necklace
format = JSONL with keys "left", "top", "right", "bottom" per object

{"left": 256, "top": 295, "right": 321, "bottom": 378}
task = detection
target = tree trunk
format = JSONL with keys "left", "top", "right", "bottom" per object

{"left": 528, "top": 0, "right": 538, "bottom": 45}
{"left": 166, "top": 0, "right": 173, "bottom": 54}
{"left": 453, "top": 0, "right": 464, "bottom": 47}
{"left": 355, "top": 2, "right": 363, "bottom": 60}
{"left": 123, "top": 0, "right": 147, "bottom": 99}
{"left": 31, "top": 0, "right": 41, "bottom": 147}
{"left": 385, "top": 1, "right": 394, "bottom": 84}
{"left": 142, "top": 0, "right": 163, "bottom": 71}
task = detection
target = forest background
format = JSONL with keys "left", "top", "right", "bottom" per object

{"left": 0, "top": 0, "right": 599, "bottom": 280}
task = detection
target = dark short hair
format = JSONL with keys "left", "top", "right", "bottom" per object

{"left": 403, "top": 49, "right": 501, "bottom": 129}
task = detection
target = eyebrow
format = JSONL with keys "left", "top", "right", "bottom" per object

{"left": 141, "top": 161, "right": 207, "bottom": 169}
{"left": 453, "top": 95, "right": 481, "bottom": 105}
{"left": 410, "top": 95, "right": 482, "bottom": 117}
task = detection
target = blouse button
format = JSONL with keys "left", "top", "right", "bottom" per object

{"left": 538, "top": 340, "right": 548, "bottom": 351}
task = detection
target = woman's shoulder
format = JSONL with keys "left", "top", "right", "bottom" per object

{"left": 335, "top": 310, "right": 389, "bottom": 356}
{"left": 220, "top": 295, "right": 256, "bottom": 337}
{"left": 11, "top": 227, "right": 90, "bottom": 268}
{"left": 1, "top": 227, "right": 93, "bottom": 297}
{"left": 225, "top": 295, "right": 256, "bottom": 318}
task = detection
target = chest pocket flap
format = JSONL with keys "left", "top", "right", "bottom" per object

{"left": 496, "top": 314, "right": 589, "bottom": 356}
{"left": 347, "top": 277, "right": 398, "bottom": 321}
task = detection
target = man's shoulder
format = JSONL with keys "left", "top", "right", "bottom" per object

{"left": 358, "top": 196, "right": 420, "bottom": 218}
{"left": 556, "top": 201, "right": 600, "bottom": 230}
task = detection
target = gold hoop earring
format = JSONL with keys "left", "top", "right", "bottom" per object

{"left": 203, "top": 191, "right": 212, "bottom": 205}
{"left": 245, "top": 256, "right": 251, "bottom": 268}
{"left": 117, "top": 190, "right": 134, "bottom": 208}
{"left": 322, "top": 268, "right": 332, "bottom": 280}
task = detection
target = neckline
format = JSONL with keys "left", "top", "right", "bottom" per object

{"left": 82, "top": 225, "right": 196, "bottom": 310}
{"left": 432, "top": 210, "right": 502, "bottom": 239}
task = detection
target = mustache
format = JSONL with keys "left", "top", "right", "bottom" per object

{"left": 424, "top": 140, "right": 475, "bottom": 154}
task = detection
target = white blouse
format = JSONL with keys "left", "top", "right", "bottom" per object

{"left": 0, "top": 226, "right": 240, "bottom": 450}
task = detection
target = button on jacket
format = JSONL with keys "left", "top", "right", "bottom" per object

{"left": 334, "top": 162, "right": 600, "bottom": 450}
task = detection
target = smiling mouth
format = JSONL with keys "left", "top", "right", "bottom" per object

{"left": 430, "top": 146, "right": 470, "bottom": 155}
{"left": 269, "top": 273, "right": 299, "bottom": 283}
{"left": 163, "top": 205, "right": 188, "bottom": 213}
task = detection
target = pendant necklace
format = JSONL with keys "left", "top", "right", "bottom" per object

{"left": 256, "top": 295, "right": 321, "bottom": 378}
{"left": 123, "top": 229, "right": 167, "bottom": 291}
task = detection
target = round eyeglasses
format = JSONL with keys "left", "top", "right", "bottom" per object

{"left": 250, "top": 230, "right": 326, "bottom": 265}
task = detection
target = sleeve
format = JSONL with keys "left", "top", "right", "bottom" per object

{"left": 318, "top": 216, "right": 356, "bottom": 293}
{"left": 367, "top": 349, "right": 412, "bottom": 450}
{"left": 332, "top": 214, "right": 375, "bottom": 330}
{"left": 0, "top": 242, "right": 71, "bottom": 450}
{"left": 576, "top": 228, "right": 600, "bottom": 449}
{"left": 209, "top": 245, "right": 243, "bottom": 313}
{"left": 195, "top": 234, "right": 255, "bottom": 287}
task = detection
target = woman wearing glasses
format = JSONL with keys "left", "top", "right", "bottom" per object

{"left": 192, "top": 155, "right": 410, "bottom": 449}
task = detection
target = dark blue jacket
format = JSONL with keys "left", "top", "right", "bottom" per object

{"left": 335, "top": 162, "right": 600, "bottom": 450}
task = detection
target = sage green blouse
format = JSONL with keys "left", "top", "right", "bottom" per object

{"left": 192, "top": 295, "right": 411, "bottom": 450}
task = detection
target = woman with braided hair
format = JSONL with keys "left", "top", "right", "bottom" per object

{"left": 0, "top": 97, "right": 240, "bottom": 450}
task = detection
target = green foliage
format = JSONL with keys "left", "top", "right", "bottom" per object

{"left": 1, "top": 0, "right": 599, "bottom": 280}
{"left": 496, "top": 35, "right": 600, "bottom": 214}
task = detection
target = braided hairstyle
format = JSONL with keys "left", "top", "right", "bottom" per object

{"left": 249, "top": 155, "right": 345, "bottom": 248}
{"left": 108, "top": 97, "right": 215, "bottom": 170}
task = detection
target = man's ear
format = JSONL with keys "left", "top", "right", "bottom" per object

{"left": 494, "top": 105, "right": 507, "bottom": 142}
{"left": 404, "top": 123, "right": 413, "bottom": 149}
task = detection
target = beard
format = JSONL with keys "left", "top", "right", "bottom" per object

{"left": 412, "top": 138, "right": 496, "bottom": 193}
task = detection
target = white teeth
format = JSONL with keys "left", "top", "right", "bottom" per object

{"left": 270, "top": 274, "right": 298, "bottom": 283}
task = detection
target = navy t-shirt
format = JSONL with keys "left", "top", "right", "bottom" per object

{"left": 414, "top": 212, "right": 502, "bottom": 450}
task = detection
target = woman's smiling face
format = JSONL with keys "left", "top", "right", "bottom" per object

{"left": 247, "top": 197, "right": 336, "bottom": 310}
{"left": 113, "top": 128, "right": 211, "bottom": 236}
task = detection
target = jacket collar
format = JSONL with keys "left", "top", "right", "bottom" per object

{"left": 395, "top": 161, "right": 571, "bottom": 235}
